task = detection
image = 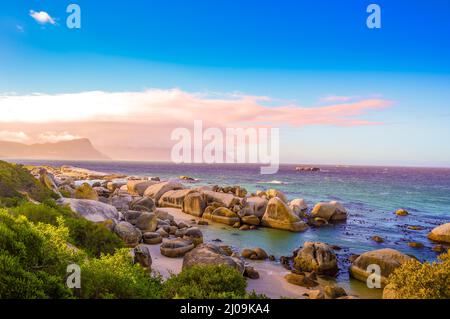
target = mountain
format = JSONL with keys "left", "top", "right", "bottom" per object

{"left": 0, "top": 138, "right": 110, "bottom": 160}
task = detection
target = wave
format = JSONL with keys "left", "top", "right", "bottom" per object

{"left": 257, "top": 180, "right": 289, "bottom": 185}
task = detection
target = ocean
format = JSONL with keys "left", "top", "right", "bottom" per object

{"left": 13, "top": 160, "right": 450, "bottom": 298}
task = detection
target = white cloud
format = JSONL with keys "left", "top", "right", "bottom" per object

{"left": 29, "top": 10, "right": 56, "bottom": 25}
{"left": 38, "top": 132, "right": 82, "bottom": 143}
{"left": 0, "top": 131, "right": 30, "bottom": 143}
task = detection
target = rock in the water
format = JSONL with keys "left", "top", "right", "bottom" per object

{"left": 57, "top": 198, "right": 119, "bottom": 222}
{"left": 428, "top": 223, "right": 450, "bottom": 244}
{"left": 183, "top": 192, "right": 207, "bottom": 217}
{"left": 261, "top": 197, "right": 309, "bottom": 232}
{"left": 244, "top": 266, "right": 260, "bottom": 279}
{"left": 408, "top": 242, "right": 424, "bottom": 249}
{"left": 143, "top": 181, "right": 184, "bottom": 202}
{"left": 135, "top": 212, "right": 158, "bottom": 232}
{"left": 201, "top": 190, "right": 241, "bottom": 208}
{"left": 284, "top": 273, "right": 318, "bottom": 288}
{"left": 266, "top": 189, "right": 288, "bottom": 203}
{"left": 127, "top": 180, "right": 158, "bottom": 196}
{"left": 349, "top": 248, "right": 414, "bottom": 287}
{"left": 203, "top": 207, "right": 240, "bottom": 226}
{"left": 183, "top": 227, "right": 203, "bottom": 246}
{"left": 143, "top": 232, "right": 163, "bottom": 245}
{"left": 133, "top": 244, "right": 152, "bottom": 269}
{"left": 160, "top": 238, "right": 195, "bottom": 258}
{"left": 372, "top": 236, "right": 384, "bottom": 243}
{"left": 74, "top": 183, "right": 99, "bottom": 201}
{"left": 293, "top": 242, "right": 338, "bottom": 276}
{"left": 114, "top": 221, "right": 142, "bottom": 246}
{"left": 158, "top": 189, "right": 194, "bottom": 208}
{"left": 241, "top": 215, "right": 260, "bottom": 226}
{"left": 182, "top": 244, "right": 245, "bottom": 273}
{"left": 240, "top": 197, "right": 268, "bottom": 218}
{"left": 395, "top": 209, "right": 409, "bottom": 216}
{"left": 324, "top": 285, "right": 347, "bottom": 299}
{"left": 241, "top": 248, "right": 268, "bottom": 260}
{"left": 311, "top": 201, "right": 347, "bottom": 222}
{"left": 130, "top": 197, "right": 155, "bottom": 212}
{"left": 289, "top": 199, "right": 308, "bottom": 216}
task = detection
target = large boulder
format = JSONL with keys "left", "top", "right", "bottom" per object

{"left": 130, "top": 197, "right": 155, "bottom": 212}
{"left": 183, "top": 192, "right": 207, "bottom": 217}
{"left": 106, "top": 181, "right": 126, "bottom": 192}
{"left": 132, "top": 244, "right": 152, "bottom": 269}
{"left": 114, "top": 221, "right": 142, "bottom": 247}
{"left": 183, "top": 227, "right": 203, "bottom": 246}
{"left": 74, "top": 183, "right": 99, "bottom": 201}
{"left": 289, "top": 199, "right": 308, "bottom": 216}
{"left": 293, "top": 242, "right": 338, "bottom": 276}
{"left": 109, "top": 193, "right": 133, "bottom": 212}
{"left": 241, "top": 215, "right": 260, "bottom": 226}
{"left": 241, "top": 248, "right": 268, "bottom": 260}
{"left": 261, "top": 197, "right": 309, "bottom": 232}
{"left": 284, "top": 273, "right": 318, "bottom": 288}
{"left": 203, "top": 207, "right": 240, "bottom": 226}
{"left": 154, "top": 209, "right": 175, "bottom": 222}
{"left": 266, "top": 189, "right": 288, "bottom": 203}
{"left": 349, "top": 248, "right": 414, "bottom": 287}
{"left": 135, "top": 212, "right": 158, "bottom": 232}
{"left": 311, "top": 201, "right": 347, "bottom": 222}
{"left": 39, "top": 169, "right": 62, "bottom": 197}
{"left": 158, "top": 189, "right": 194, "bottom": 209}
{"left": 160, "top": 238, "right": 195, "bottom": 258}
{"left": 201, "top": 190, "right": 241, "bottom": 208}
{"left": 144, "top": 181, "right": 184, "bottom": 202}
{"left": 182, "top": 244, "right": 244, "bottom": 274}
{"left": 127, "top": 180, "right": 158, "bottom": 196}
{"left": 57, "top": 198, "right": 119, "bottom": 222}
{"left": 428, "top": 223, "right": 450, "bottom": 244}
{"left": 240, "top": 197, "right": 268, "bottom": 218}
{"left": 142, "top": 232, "right": 163, "bottom": 245}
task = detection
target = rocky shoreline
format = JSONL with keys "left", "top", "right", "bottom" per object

{"left": 27, "top": 164, "right": 450, "bottom": 299}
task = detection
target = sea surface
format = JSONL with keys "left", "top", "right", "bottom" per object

{"left": 13, "top": 160, "right": 450, "bottom": 298}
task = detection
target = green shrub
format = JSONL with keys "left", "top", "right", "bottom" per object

{"left": 387, "top": 250, "right": 450, "bottom": 299}
{"left": 9, "top": 201, "right": 123, "bottom": 257}
{"left": 79, "top": 249, "right": 163, "bottom": 299}
{"left": 163, "top": 265, "right": 247, "bottom": 299}
{"left": 0, "top": 161, "right": 55, "bottom": 203}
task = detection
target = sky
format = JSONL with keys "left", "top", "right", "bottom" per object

{"left": 1, "top": 0, "right": 450, "bottom": 166}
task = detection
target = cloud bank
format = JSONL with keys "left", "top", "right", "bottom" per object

{"left": 29, "top": 10, "right": 56, "bottom": 25}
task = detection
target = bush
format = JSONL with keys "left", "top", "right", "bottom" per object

{"left": 162, "top": 265, "right": 247, "bottom": 299}
{"left": 10, "top": 201, "right": 123, "bottom": 257}
{"left": 387, "top": 250, "right": 450, "bottom": 299}
{"left": 79, "top": 249, "right": 163, "bottom": 299}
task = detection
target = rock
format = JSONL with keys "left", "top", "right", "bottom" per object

{"left": 58, "top": 185, "right": 75, "bottom": 197}
{"left": 241, "top": 197, "right": 268, "bottom": 218}
{"left": 144, "top": 181, "right": 184, "bottom": 202}
{"left": 142, "top": 232, "right": 163, "bottom": 245}
{"left": 160, "top": 238, "right": 195, "bottom": 258}
{"left": 177, "top": 221, "right": 188, "bottom": 229}
{"left": 428, "top": 223, "right": 450, "bottom": 244}
{"left": 349, "top": 248, "right": 414, "bottom": 287}
{"left": 232, "top": 221, "right": 241, "bottom": 228}
{"left": 266, "top": 189, "right": 288, "bottom": 203}
{"left": 127, "top": 180, "right": 158, "bottom": 196}
{"left": 175, "top": 228, "right": 188, "bottom": 237}
{"left": 324, "top": 285, "right": 347, "bottom": 299}
{"left": 289, "top": 199, "right": 308, "bottom": 216}
{"left": 183, "top": 192, "right": 207, "bottom": 217}
{"left": 74, "top": 183, "right": 99, "bottom": 201}
{"left": 100, "top": 219, "right": 116, "bottom": 231}
{"left": 93, "top": 186, "right": 110, "bottom": 197}
{"left": 109, "top": 193, "right": 133, "bottom": 212}
{"left": 57, "top": 198, "right": 119, "bottom": 222}
{"left": 130, "top": 197, "right": 155, "bottom": 212}
{"left": 133, "top": 244, "right": 152, "bottom": 269}
{"left": 183, "top": 227, "right": 203, "bottom": 246}
{"left": 39, "top": 170, "right": 62, "bottom": 197}
{"left": 244, "top": 266, "right": 260, "bottom": 279}
{"left": 153, "top": 209, "right": 175, "bottom": 221}
{"left": 269, "top": 255, "right": 275, "bottom": 261}
{"left": 234, "top": 186, "right": 247, "bottom": 198}
{"left": 135, "top": 212, "right": 158, "bottom": 232}
{"left": 239, "top": 225, "right": 250, "bottom": 231}
{"left": 198, "top": 220, "right": 209, "bottom": 226}
{"left": 261, "top": 197, "right": 309, "bottom": 232}
{"left": 201, "top": 190, "right": 241, "bottom": 208}
{"left": 156, "top": 228, "right": 169, "bottom": 238}
{"left": 241, "top": 248, "right": 268, "bottom": 260}
{"left": 407, "top": 225, "right": 424, "bottom": 231}
{"left": 311, "top": 201, "right": 348, "bottom": 222}
{"left": 311, "top": 217, "right": 329, "bottom": 227}
{"left": 305, "top": 289, "right": 324, "bottom": 299}
{"left": 284, "top": 273, "right": 318, "bottom": 288}
{"left": 114, "top": 221, "right": 142, "bottom": 246}
{"left": 106, "top": 181, "right": 126, "bottom": 192}
{"left": 432, "top": 245, "right": 445, "bottom": 253}
{"left": 182, "top": 244, "right": 245, "bottom": 274}
{"left": 158, "top": 189, "right": 194, "bottom": 208}
{"left": 123, "top": 210, "right": 142, "bottom": 225}
{"left": 179, "top": 175, "right": 196, "bottom": 181}
{"left": 203, "top": 207, "right": 240, "bottom": 226}
{"left": 395, "top": 209, "right": 409, "bottom": 216}
{"left": 372, "top": 236, "right": 384, "bottom": 243}
{"left": 293, "top": 242, "right": 338, "bottom": 276}
{"left": 241, "top": 215, "right": 260, "bottom": 226}
{"left": 408, "top": 242, "right": 424, "bottom": 249}
{"left": 220, "top": 245, "right": 233, "bottom": 256}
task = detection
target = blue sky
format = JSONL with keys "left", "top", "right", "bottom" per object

{"left": 1, "top": 0, "right": 450, "bottom": 166}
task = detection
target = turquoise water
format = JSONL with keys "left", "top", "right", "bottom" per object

{"left": 14, "top": 160, "right": 450, "bottom": 298}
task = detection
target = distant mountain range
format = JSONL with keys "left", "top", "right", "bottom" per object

{"left": 0, "top": 138, "right": 110, "bottom": 160}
